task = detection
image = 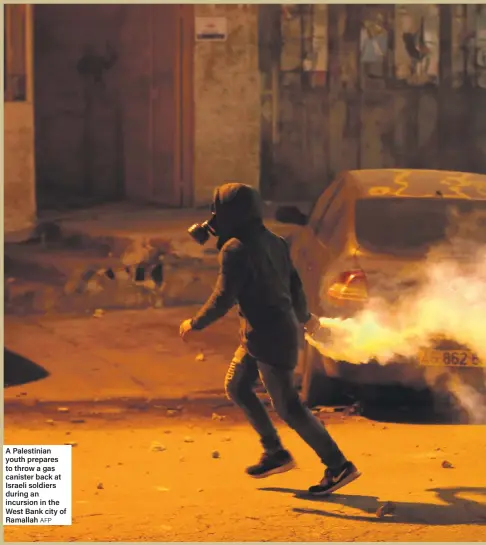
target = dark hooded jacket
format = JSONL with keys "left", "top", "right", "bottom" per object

{"left": 190, "top": 183, "right": 311, "bottom": 368}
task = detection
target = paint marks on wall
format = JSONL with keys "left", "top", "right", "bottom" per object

{"left": 395, "top": 4, "right": 439, "bottom": 85}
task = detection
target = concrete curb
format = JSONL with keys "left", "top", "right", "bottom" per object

{"left": 3, "top": 393, "right": 262, "bottom": 415}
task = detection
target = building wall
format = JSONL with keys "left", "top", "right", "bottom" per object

{"left": 193, "top": 4, "right": 260, "bottom": 205}
{"left": 4, "top": 103, "right": 36, "bottom": 238}
{"left": 4, "top": 5, "right": 36, "bottom": 240}
{"left": 259, "top": 4, "right": 486, "bottom": 201}
{"left": 34, "top": 5, "right": 191, "bottom": 206}
{"left": 34, "top": 4, "right": 260, "bottom": 209}
{"left": 34, "top": 5, "right": 130, "bottom": 202}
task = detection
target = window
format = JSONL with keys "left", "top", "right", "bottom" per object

{"left": 308, "top": 180, "right": 342, "bottom": 232}
{"left": 355, "top": 197, "right": 486, "bottom": 255}
{"left": 316, "top": 194, "right": 348, "bottom": 251}
{"left": 4, "top": 4, "right": 28, "bottom": 102}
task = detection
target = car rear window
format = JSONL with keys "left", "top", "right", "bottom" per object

{"left": 355, "top": 197, "right": 486, "bottom": 254}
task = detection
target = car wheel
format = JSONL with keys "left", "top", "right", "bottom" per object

{"left": 301, "top": 343, "right": 346, "bottom": 408}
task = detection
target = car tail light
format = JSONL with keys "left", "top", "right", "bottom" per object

{"left": 327, "top": 270, "right": 368, "bottom": 302}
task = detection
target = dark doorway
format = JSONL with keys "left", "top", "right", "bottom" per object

{"left": 33, "top": 4, "right": 194, "bottom": 213}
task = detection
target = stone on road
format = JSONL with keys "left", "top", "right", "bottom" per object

{"left": 4, "top": 407, "right": 486, "bottom": 542}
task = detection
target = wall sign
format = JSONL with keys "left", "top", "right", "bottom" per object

{"left": 195, "top": 17, "right": 227, "bottom": 42}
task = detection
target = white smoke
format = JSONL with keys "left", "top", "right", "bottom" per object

{"left": 305, "top": 205, "right": 486, "bottom": 419}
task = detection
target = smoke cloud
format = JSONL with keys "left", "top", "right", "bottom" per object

{"left": 306, "top": 248, "right": 486, "bottom": 365}
{"left": 305, "top": 204, "right": 486, "bottom": 418}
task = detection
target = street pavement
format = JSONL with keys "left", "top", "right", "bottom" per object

{"left": 4, "top": 404, "right": 486, "bottom": 542}
{"left": 4, "top": 308, "right": 486, "bottom": 541}
{"left": 4, "top": 307, "right": 243, "bottom": 406}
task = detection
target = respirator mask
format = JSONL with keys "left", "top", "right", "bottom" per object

{"left": 187, "top": 208, "right": 219, "bottom": 245}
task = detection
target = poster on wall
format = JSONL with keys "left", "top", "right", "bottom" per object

{"left": 474, "top": 5, "right": 486, "bottom": 88}
{"left": 466, "top": 5, "right": 486, "bottom": 88}
{"left": 360, "top": 8, "right": 389, "bottom": 82}
{"left": 304, "top": 4, "right": 328, "bottom": 87}
{"left": 451, "top": 5, "right": 468, "bottom": 88}
{"left": 195, "top": 17, "right": 227, "bottom": 42}
{"left": 395, "top": 4, "right": 440, "bottom": 85}
{"left": 280, "top": 5, "right": 303, "bottom": 72}
{"left": 455, "top": 4, "right": 486, "bottom": 88}
{"left": 450, "top": 4, "right": 486, "bottom": 88}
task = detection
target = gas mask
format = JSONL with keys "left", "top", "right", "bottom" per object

{"left": 187, "top": 212, "right": 219, "bottom": 245}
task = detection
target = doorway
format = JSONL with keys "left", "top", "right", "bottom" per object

{"left": 33, "top": 4, "right": 194, "bottom": 212}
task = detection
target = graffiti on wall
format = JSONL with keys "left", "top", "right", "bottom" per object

{"left": 76, "top": 43, "right": 118, "bottom": 86}
{"left": 395, "top": 4, "right": 439, "bottom": 85}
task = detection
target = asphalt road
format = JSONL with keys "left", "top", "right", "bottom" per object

{"left": 4, "top": 402, "right": 486, "bottom": 542}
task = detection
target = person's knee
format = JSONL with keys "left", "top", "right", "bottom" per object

{"left": 273, "top": 394, "right": 305, "bottom": 427}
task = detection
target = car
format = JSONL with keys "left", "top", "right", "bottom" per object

{"left": 280, "top": 169, "right": 486, "bottom": 406}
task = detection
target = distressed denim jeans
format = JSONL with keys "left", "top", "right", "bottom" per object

{"left": 224, "top": 346, "right": 347, "bottom": 470}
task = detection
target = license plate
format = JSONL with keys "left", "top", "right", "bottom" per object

{"left": 418, "top": 349, "right": 484, "bottom": 367}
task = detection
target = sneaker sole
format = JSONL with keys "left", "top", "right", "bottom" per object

{"left": 309, "top": 470, "right": 362, "bottom": 496}
{"left": 248, "top": 460, "right": 297, "bottom": 479}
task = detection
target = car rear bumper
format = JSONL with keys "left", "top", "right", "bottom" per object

{"left": 321, "top": 357, "right": 486, "bottom": 391}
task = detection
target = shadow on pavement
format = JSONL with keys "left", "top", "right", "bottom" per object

{"left": 4, "top": 348, "right": 50, "bottom": 388}
{"left": 259, "top": 486, "right": 486, "bottom": 525}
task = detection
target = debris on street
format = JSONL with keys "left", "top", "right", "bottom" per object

{"left": 150, "top": 442, "right": 167, "bottom": 452}
{"left": 195, "top": 352, "right": 206, "bottom": 362}
{"left": 212, "top": 450, "right": 220, "bottom": 459}
{"left": 346, "top": 402, "right": 363, "bottom": 416}
{"left": 441, "top": 460, "right": 454, "bottom": 469}
{"left": 376, "top": 501, "right": 396, "bottom": 518}
{"left": 211, "top": 412, "right": 226, "bottom": 421}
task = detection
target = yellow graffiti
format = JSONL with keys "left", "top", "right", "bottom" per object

{"left": 440, "top": 173, "right": 474, "bottom": 200}
{"left": 367, "top": 170, "right": 486, "bottom": 200}
{"left": 368, "top": 186, "right": 391, "bottom": 196}
{"left": 368, "top": 169, "right": 413, "bottom": 197}
{"left": 391, "top": 170, "right": 411, "bottom": 196}
{"left": 473, "top": 181, "right": 486, "bottom": 197}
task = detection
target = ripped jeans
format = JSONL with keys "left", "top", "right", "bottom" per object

{"left": 224, "top": 346, "right": 347, "bottom": 471}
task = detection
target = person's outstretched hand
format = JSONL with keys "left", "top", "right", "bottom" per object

{"left": 304, "top": 313, "right": 320, "bottom": 336}
{"left": 179, "top": 319, "right": 196, "bottom": 342}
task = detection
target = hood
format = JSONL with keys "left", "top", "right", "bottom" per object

{"left": 213, "top": 183, "right": 264, "bottom": 246}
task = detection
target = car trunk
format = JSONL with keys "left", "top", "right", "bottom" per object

{"left": 351, "top": 248, "right": 484, "bottom": 366}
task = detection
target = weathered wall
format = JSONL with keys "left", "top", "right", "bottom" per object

{"left": 193, "top": 4, "right": 260, "bottom": 206}
{"left": 4, "top": 102, "right": 37, "bottom": 238}
{"left": 259, "top": 4, "right": 486, "bottom": 201}
{"left": 34, "top": 5, "right": 191, "bottom": 207}
{"left": 34, "top": 5, "right": 122, "bottom": 201}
